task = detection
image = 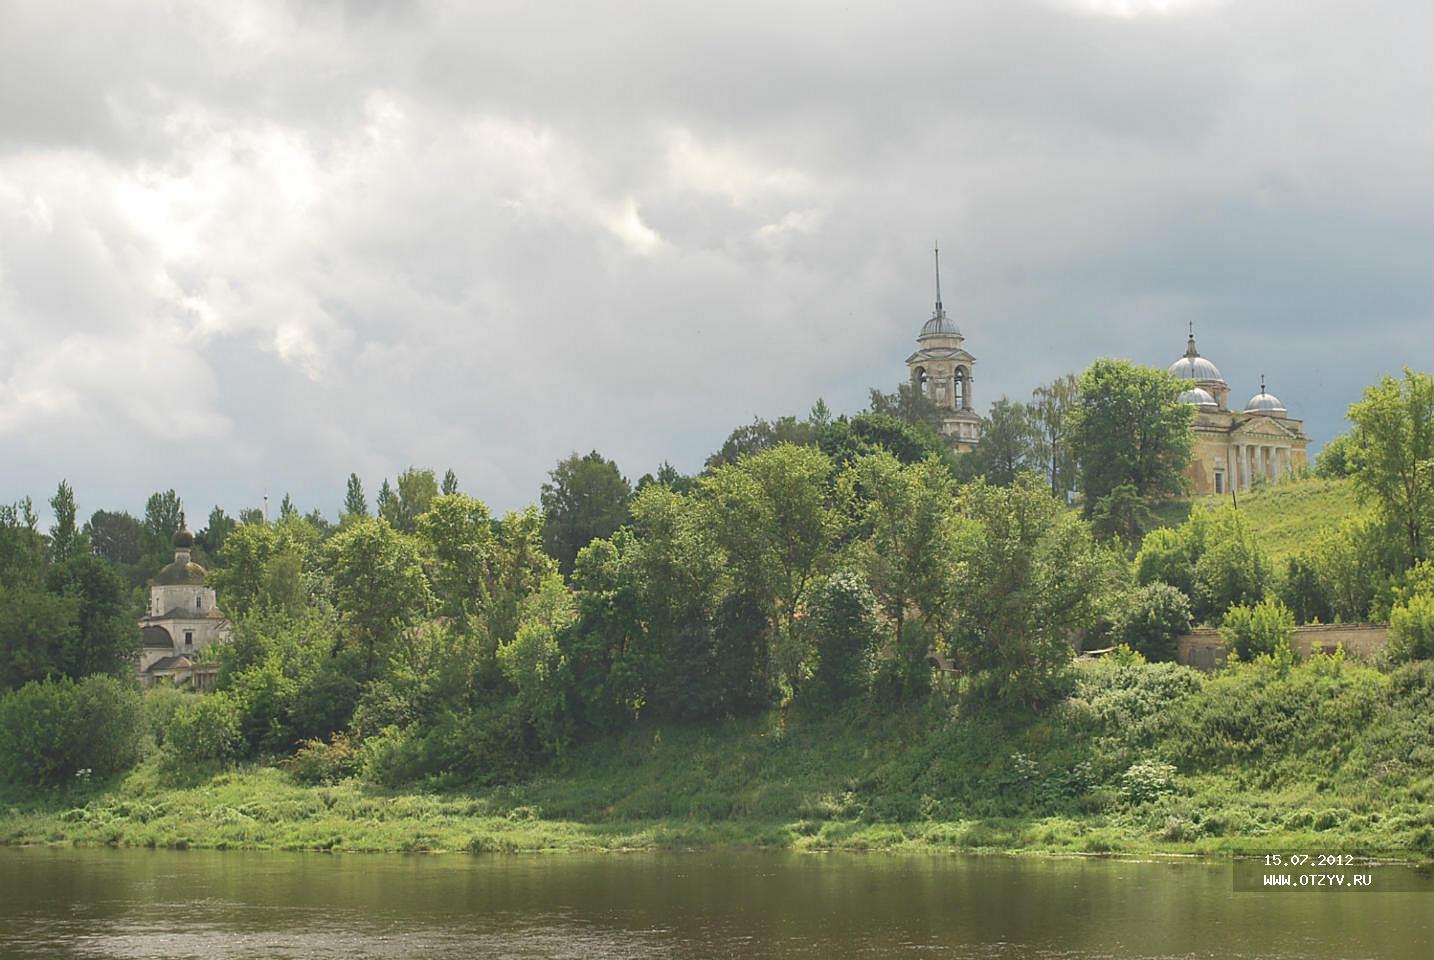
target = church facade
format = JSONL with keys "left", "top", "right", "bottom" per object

{"left": 138, "top": 525, "right": 230, "bottom": 689}
{"left": 906, "top": 251, "right": 982, "bottom": 452}
{"left": 1168, "top": 331, "right": 1309, "bottom": 496}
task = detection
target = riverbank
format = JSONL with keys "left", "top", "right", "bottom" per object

{"left": 4, "top": 657, "right": 1432, "bottom": 861}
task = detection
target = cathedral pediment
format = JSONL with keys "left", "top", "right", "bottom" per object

{"left": 1233, "top": 416, "right": 1298, "bottom": 440}
{"left": 906, "top": 347, "right": 975, "bottom": 365}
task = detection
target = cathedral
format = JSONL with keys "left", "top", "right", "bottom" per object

{"left": 906, "top": 249, "right": 982, "bottom": 452}
{"left": 1168, "top": 329, "right": 1309, "bottom": 496}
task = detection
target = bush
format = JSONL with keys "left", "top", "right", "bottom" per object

{"left": 0, "top": 675, "right": 146, "bottom": 787}
{"left": 286, "top": 732, "right": 361, "bottom": 785}
{"left": 1112, "top": 583, "right": 1193, "bottom": 662}
{"left": 1388, "top": 593, "right": 1434, "bottom": 663}
{"left": 167, "top": 691, "right": 244, "bottom": 764}
{"left": 1219, "top": 598, "right": 1295, "bottom": 662}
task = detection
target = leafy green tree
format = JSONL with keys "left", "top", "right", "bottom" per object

{"left": 1089, "top": 482, "right": 1156, "bottom": 543}
{"left": 1387, "top": 593, "right": 1434, "bottom": 663}
{"left": 238, "top": 507, "right": 265, "bottom": 526}
{"left": 1314, "top": 432, "right": 1357, "bottom": 479}
{"left": 949, "top": 475, "right": 1120, "bottom": 708}
{"left": 1219, "top": 597, "right": 1295, "bottom": 662}
{"left": 540, "top": 451, "right": 633, "bottom": 577}
{"left": 1111, "top": 582, "right": 1192, "bottom": 662}
{"left": 0, "top": 675, "right": 145, "bottom": 786}
{"left": 197, "top": 507, "right": 236, "bottom": 562}
{"left": 343, "top": 473, "right": 369, "bottom": 521}
{"left": 866, "top": 383, "right": 948, "bottom": 432}
{"left": 441, "top": 469, "right": 460, "bottom": 496}
{"left": 325, "top": 518, "right": 433, "bottom": 673}
{"left": 1068, "top": 359, "right": 1193, "bottom": 517}
{"left": 706, "top": 415, "right": 817, "bottom": 469}
{"left": 212, "top": 518, "right": 324, "bottom": 620}
{"left": 635, "top": 461, "right": 697, "bottom": 496}
{"left": 1348, "top": 369, "right": 1434, "bottom": 564}
{"left": 700, "top": 444, "right": 838, "bottom": 693}
{"left": 1279, "top": 555, "right": 1333, "bottom": 625}
{"left": 497, "top": 572, "right": 576, "bottom": 752}
{"left": 818, "top": 413, "right": 951, "bottom": 469}
{"left": 375, "top": 480, "right": 398, "bottom": 527}
{"left": 804, "top": 571, "right": 879, "bottom": 706}
{"left": 971, "top": 397, "right": 1043, "bottom": 486}
{"left": 84, "top": 510, "right": 144, "bottom": 568}
{"left": 46, "top": 555, "right": 136, "bottom": 680}
{"left": 1032, "top": 373, "right": 1081, "bottom": 496}
{"left": 416, "top": 493, "right": 497, "bottom": 620}
{"left": 142, "top": 490, "right": 184, "bottom": 561}
{"left": 0, "top": 588, "right": 78, "bottom": 690}
{"left": 1, "top": 499, "right": 46, "bottom": 589}
{"left": 47, "top": 480, "right": 82, "bottom": 564}
{"left": 842, "top": 453, "right": 961, "bottom": 654}
{"left": 279, "top": 493, "right": 298, "bottom": 521}
{"left": 1193, "top": 512, "right": 1271, "bottom": 623}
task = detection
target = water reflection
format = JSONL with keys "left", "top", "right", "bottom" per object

{"left": 0, "top": 848, "right": 1428, "bottom": 959}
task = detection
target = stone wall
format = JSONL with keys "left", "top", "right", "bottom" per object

{"left": 1176, "top": 623, "right": 1389, "bottom": 671}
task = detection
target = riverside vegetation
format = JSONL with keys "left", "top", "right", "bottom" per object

{"left": 2, "top": 365, "right": 1432, "bottom": 859}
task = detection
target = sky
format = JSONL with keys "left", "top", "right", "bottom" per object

{"left": 1, "top": 0, "right": 1430, "bottom": 525}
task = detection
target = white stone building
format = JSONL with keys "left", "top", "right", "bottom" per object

{"left": 138, "top": 525, "right": 230, "bottom": 689}
{"left": 906, "top": 249, "right": 982, "bottom": 452}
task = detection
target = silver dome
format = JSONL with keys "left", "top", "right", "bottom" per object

{"left": 1178, "top": 387, "right": 1218, "bottom": 409}
{"left": 919, "top": 306, "right": 962, "bottom": 340}
{"left": 1244, "top": 383, "right": 1287, "bottom": 415}
{"left": 1168, "top": 334, "right": 1225, "bottom": 384}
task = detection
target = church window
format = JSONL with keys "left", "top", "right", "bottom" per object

{"left": 1215, "top": 472, "right": 1224, "bottom": 494}
{"left": 196, "top": 595, "right": 202, "bottom": 610}
{"left": 954, "top": 368, "right": 967, "bottom": 410}
{"left": 183, "top": 631, "right": 194, "bottom": 650}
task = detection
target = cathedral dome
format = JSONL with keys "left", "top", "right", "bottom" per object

{"left": 1244, "top": 381, "right": 1287, "bottom": 415}
{"left": 1168, "top": 333, "right": 1225, "bottom": 384}
{"left": 1178, "top": 386, "right": 1218, "bottom": 410}
{"left": 172, "top": 526, "right": 194, "bottom": 549}
{"left": 919, "top": 307, "right": 961, "bottom": 340}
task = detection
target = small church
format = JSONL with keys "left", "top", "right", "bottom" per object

{"left": 906, "top": 248, "right": 982, "bottom": 452}
{"left": 138, "top": 524, "right": 230, "bottom": 690}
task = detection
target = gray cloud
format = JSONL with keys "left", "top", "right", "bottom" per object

{"left": 0, "top": 0, "right": 1430, "bottom": 523}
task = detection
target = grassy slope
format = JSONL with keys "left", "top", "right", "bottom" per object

{"left": 1152, "top": 476, "right": 1364, "bottom": 566}
{"left": 5, "top": 656, "right": 1430, "bottom": 861}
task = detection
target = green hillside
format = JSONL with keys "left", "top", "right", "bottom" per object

{"left": 1152, "top": 476, "right": 1364, "bottom": 566}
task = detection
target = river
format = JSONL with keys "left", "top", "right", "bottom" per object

{"left": 0, "top": 847, "right": 1429, "bottom": 958}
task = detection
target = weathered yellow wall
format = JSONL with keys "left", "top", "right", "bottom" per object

{"left": 1175, "top": 624, "right": 1388, "bottom": 671}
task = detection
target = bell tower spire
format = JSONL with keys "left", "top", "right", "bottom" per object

{"left": 934, "top": 242, "right": 943, "bottom": 313}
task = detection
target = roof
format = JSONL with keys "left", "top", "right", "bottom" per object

{"left": 150, "top": 560, "right": 208, "bottom": 586}
{"left": 142, "top": 625, "right": 173, "bottom": 648}
{"left": 1178, "top": 386, "right": 1218, "bottom": 409}
{"left": 918, "top": 305, "right": 962, "bottom": 341}
{"left": 143, "top": 655, "right": 194, "bottom": 674}
{"left": 1168, "top": 334, "right": 1225, "bottom": 384}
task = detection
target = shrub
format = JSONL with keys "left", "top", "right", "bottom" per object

{"left": 1388, "top": 593, "right": 1434, "bottom": 663}
{"left": 166, "top": 691, "right": 243, "bottom": 764}
{"left": 1219, "top": 598, "right": 1295, "bottom": 662}
{"left": 0, "top": 675, "right": 146, "bottom": 787}
{"left": 1119, "top": 761, "right": 1177, "bottom": 804}
{"left": 1111, "top": 583, "right": 1193, "bottom": 662}
{"left": 287, "top": 732, "right": 361, "bottom": 785}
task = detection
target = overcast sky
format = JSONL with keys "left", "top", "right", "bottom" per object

{"left": 1, "top": 0, "right": 1430, "bottom": 525}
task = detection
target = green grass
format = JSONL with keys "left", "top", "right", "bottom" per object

{"left": 5, "top": 655, "right": 1430, "bottom": 862}
{"left": 1153, "top": 476, "right": 1364, "bottom": 566}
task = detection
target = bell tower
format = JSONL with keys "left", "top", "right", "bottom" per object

{"left": 905, "top": 245, "right": 982, "bottom": 451}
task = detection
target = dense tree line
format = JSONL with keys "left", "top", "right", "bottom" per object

{"left": 1, "top": 365, "right": 1430, "bottom": 791}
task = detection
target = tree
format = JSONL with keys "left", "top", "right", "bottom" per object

{"left": 1347, "top": 369, "right": 1434, "bottom": 565}
{"left": 1031, "top": 373, "right": 1081, "bottom": 497}
{"left": 705, "top": 416, "right": 816, "bottom": 469}
{"left": 343, "top": 473, "right": 369, "bottom": 521}
{"left": 1314, "top": 432, "right": 1357, "bottom": 479}
{"left": 1068, "top": 359, "right": 1193, "bottom": 516}
{"left": 1111, "top": 582, "right": 1192, "bottom": 662}
{"left": 866, "top": 383, "right": 948, "bottom": 432}
{"left": 378, "top": 468, "right": 438, "bottom": 533}
{"left": 48, "top": 480, "right": 82, "bottom": 564}
{"left": 325, "top": 518, "right": 433, "bottom": 673}
{"left": 818, "top": 412, "right": 951, "bottom": 469}
{"left": 416, "top": 493, "right": 497, "bottom": 619}
{"left": 1219, "top": 597, "right": 1295, "bottom": 662}
{"left": 970, "top": 397, "right": 1043, "bottom": 486}
{"left": 635, "top": 461, "right": 697, "bottom": 496}
{"left": 949, "top": 476, "right": 1120, "bottom": 708}
{"left": 442, "top": 469, "right": 460, "bottom": 496}
{"left": 1387, "top": 593, "right": 1434, "bottom": 663}
{"left": 46, "top": 555, "right": 136, "bottom": 680}
{"left": 804, "top": 571, "right": 879, "bottom": 706}
{"left": 142, "top": 490, "right": 185, "bottom": 556}
{"left": 375, "top": 480, "right": 398, "bottom": 527}
{"left": 540, "top": 451, "right": 633, "bottom": 577}
{"left": 84, "top": 510, "right": 144, "bottom": 568}
{"left": 197, "top": 507, "right": 237, "bottom": 561}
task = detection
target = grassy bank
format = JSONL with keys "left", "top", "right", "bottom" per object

{"left": 1152, "top": 476, "right": 1363, "bottom": 566}
{"left": 4, "top": 654, "right": 1431, "bottom": 861}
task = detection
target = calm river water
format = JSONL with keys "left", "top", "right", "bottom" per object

{"left": 0, "top": 847, "right": 1429, "bottom": 959}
